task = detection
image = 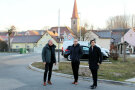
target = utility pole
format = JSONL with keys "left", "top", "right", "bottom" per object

{"left": 123, "top": 0, "right": 127, "bottom": 62}
{"left": 58, "top": 9, "right": 60, "bottom": 63}
{"left": 8, "top": 33, "right": 11, "bottom": 52}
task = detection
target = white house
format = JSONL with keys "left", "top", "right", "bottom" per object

{"left": 85, "top": 30, "right": 111, "bottom": 50}
{"left": 121, "top": 28, "right": 135, "bottom": 54}
{"left": 34, "top": 31, "right": 63, "bottom": 53}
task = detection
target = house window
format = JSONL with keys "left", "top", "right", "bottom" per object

{"left": 27, "top": 46, "right": 30, "bottom": 48}
{"left": 53, "top": 31, "right": 55, "bottom": 34}
{"left": 73, "top": 21, "right": 75, "bottom": 24}
{"left": 16, "top": 46, "right": 19, "bottom": 49}
{"left": 60, "top": 38, "right": 63, "bottom": 42}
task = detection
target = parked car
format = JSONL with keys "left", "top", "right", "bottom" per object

{"left": 122, "top": 49, "right": 130, "bottom": 55}
{"left": 62, "top": 41, "right": 89, "bottom": 56}
{"left": 126, "top": 49, "right": 130, "bottom": 55}
{"left": 101, "top": 48, "right": 110, "bottom": 55}
{"left": 63, "top": 45, "right": 109, "bottom": 61}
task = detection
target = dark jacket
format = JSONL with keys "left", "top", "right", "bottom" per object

{"left": 42, "top": 44, "right": 56, "bottom": 63}
{"left": 88, "top": 45, "right": 102, "bottom": 70}
{"left": 70, "top": 44, "right": 83, "bottom": 63}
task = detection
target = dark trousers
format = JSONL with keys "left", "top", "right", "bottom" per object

{"left": 90, "top": 69, "right": 98, "bottom": 86}
{"left": 71, "top": 62, "right": 80, "bottom": 82}
{"left": 44, "top": 63, "right": 53, "bottom": 82}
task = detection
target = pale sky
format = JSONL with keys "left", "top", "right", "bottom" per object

{"left": 0, "top": 0, "right": 135, "bottom": 31}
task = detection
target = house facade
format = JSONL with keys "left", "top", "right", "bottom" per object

{"left": 84, "top": 30, "right": 111, "bottom": 50}
{"left": 12, "top": 35, "right": 42, "bottom": 52}
{"left": 34, "top": 31, "right": 63, "bottom": 53}
{"left": 11, "top": 30, "right": 63, "bottom": 53}
{"left": 121, "top": 28, "right": 135, "bottom": 54}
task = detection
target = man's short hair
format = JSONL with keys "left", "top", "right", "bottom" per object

{"left": 90, "top": 40, "right": 96, "bottom": 44}
{"left": 74, "top": 39, "right": 78, "bottom": 41}
{"left": 48, "top": 39, "right": 52, "bottom": 43}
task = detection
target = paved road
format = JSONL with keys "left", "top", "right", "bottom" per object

{"left": 0, "top": 53, "right": 135, "bottom": 90}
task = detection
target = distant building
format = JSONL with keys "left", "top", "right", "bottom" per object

{"left": 11, "top": 30, "right": 65, "bottom": 53}
{"left": 34, "top": 30, "right": 63, "bottom": 53}
{"left": 12, "top": 35, "right": 42, "bottom": 52}
{"left": 111, "top": 29, "right": 129, "bottom": 44}
{"left": 71, "top": 0, "right": 80, "bottom": 36}
{"left": 85, "top": 30, "right": 111, "bottom": 50}
{"left": 49, "top": 26, "right": 76, "bottom": 41}
{"left": 109, "top": 28, "right": 130, "bottom": 54}
{"left": 16, "top": 30, "right": 45, "bottom": 36}
{"left": 0, "top": 31, "right": 17, "bottom": 43}
{"left": 121, "top": 28, "right": 135, "bottom": 54}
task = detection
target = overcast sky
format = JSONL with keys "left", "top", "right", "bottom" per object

{"left": 0, "top": 0, "right": 135, "bottom": 31}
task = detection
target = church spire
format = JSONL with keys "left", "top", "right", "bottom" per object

{"left": 72, "top": 0, "right": 79, "bottom": 19}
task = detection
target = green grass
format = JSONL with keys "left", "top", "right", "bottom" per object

{"left": 98, "top": 57, "right": 135, "bottom": 81}
{"left": 32, "top": 57, "right": 135, "bottom": 81}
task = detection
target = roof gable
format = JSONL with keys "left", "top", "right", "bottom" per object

{"left": 92, "top": 30, "right": 111, "bottom": 39}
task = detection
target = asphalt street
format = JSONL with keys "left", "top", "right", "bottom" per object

{"left": 0, "top": 53, "right": 135, "bottom": 90}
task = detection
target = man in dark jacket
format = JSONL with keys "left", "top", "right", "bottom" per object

{"left": 88, "top": 40, "right": 102, "bottom": 89}
{"left": 70, "top": 39, "right": 83, "bottom": 85}
{"left": 42, "top": 40, "right": 56, "bottom": 86}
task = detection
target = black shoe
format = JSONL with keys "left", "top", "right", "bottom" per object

{"left": 91, "top": 86, "right": 97, "bottom": 89}
{"left": 90, "top": 85, "right": 94, "bottom": 87}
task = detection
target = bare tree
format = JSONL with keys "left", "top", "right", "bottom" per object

{"left": 106, "top": 15, "right": 129, "bottom": 30}
{"left": 79, "top": 23, "right": 89, "bottom": 41}
{"left": 8, "top": 26, "right": 16, "bottom": 52}
{"left": 131, "top": 14, "right": 135, "bottom": 27}
{"left": 106, "top": 15, "right": 131, "bottom": 61}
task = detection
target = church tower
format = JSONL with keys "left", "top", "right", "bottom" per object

{"left": 71, "top": 0, "right": 80, "bottom": 35}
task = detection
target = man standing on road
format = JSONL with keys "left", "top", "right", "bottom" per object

{"left": 42, "top": 40, "right": 56, "bottom": 86}
{"left": 70, "top": 39, "right": 83, "bottom": 85}
{"left": 88, "top": 40, "right": 102, "bottom": 89}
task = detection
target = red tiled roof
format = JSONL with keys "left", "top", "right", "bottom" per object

{"left": 26, "top": 30, "right": 39, "bottom": 35}
{"left": 0, "top": 36, "right": 8, "bottom": 41}
{"left": 47, "top": 31, "right": 58, "bottom": 36}
{"left": 49, "top": 27, "right": 74, "bottom": 35}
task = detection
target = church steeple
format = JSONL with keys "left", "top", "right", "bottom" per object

{"left": 71, "top": 0, "right": 80, "bottom": 35}
{"left": 72, "top": 0, "right": 79, "bottom": 19}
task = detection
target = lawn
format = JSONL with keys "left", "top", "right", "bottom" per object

{"left": 31, "top": 57, "right": 135, "bottom": 81}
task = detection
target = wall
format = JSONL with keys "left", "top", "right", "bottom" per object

{"left": 35, "top": 32, "right": 62, "bottom": 53}
{"left": 12, "top": 43, "right": 35, "bottom": 49}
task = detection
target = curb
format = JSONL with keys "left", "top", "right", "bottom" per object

{"left": 29, "top": 61, "right": 135, "bottom": 87}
